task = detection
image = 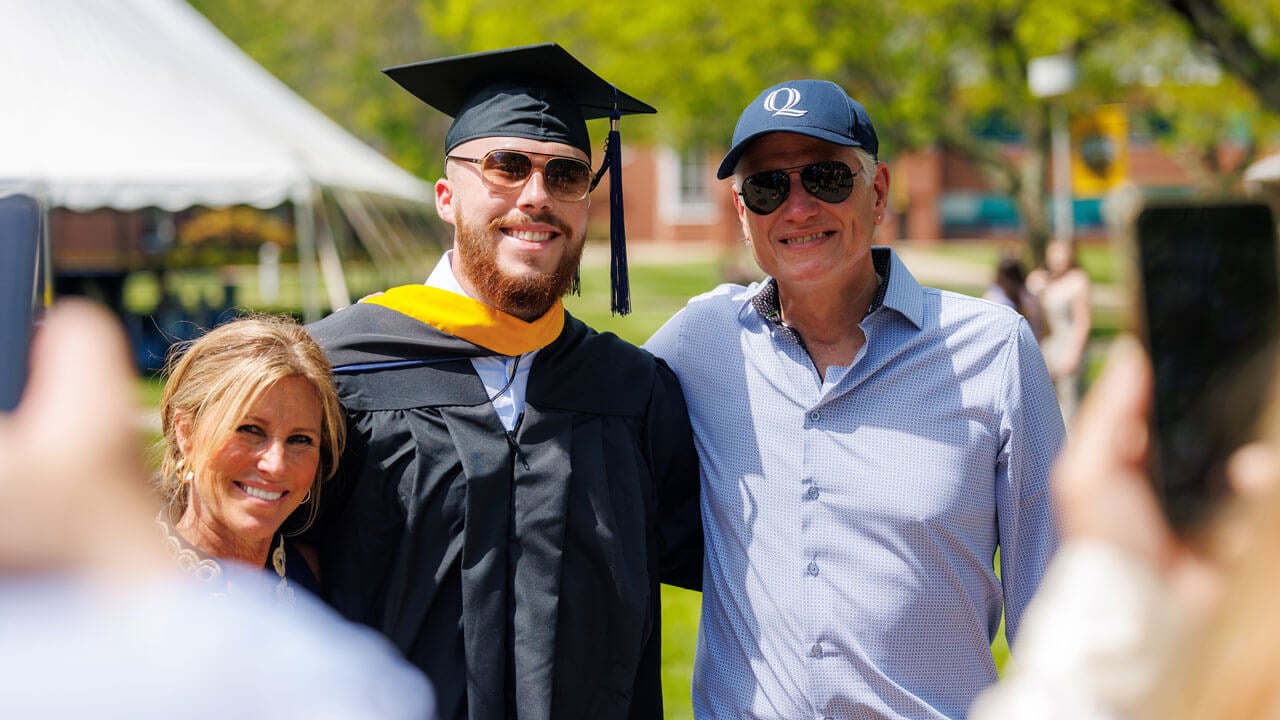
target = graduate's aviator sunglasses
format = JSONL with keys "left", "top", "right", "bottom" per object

{"left": 446, "top": 150, "right": 594, "bottom": 202}
{"left": 737, "top": 160, "right": 859, "bottom": 215}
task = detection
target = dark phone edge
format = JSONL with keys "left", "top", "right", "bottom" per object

{"left": 1127, "top": 197, "right": 1279, "bottom": 536}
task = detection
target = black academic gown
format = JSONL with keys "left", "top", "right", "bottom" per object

{"left": 306, "top": 302, "right": 703, "bottom": 720}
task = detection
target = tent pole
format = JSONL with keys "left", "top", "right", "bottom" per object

{"left": 293, "top": 186, "right": 322, "bottom": 322}
{"left": 314, "top": 188, "right": 351, "bottom": 311}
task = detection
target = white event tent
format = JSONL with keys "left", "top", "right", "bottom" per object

{"left": 0, "top": 0, "right": 436, "bottom": 318}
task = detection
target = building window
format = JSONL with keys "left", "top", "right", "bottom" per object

{"left": 658, "top": 146, "right": 717, "bottom": 225}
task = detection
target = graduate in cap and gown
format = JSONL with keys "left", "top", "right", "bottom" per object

{"left": 304, "top": 44, "right": 704, "bottom": 720}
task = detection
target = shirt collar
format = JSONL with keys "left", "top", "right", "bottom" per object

{"left": 878, "top": 247, "right": 926, "bottom": 329}
{"left": 426, "top": 249, "right": 468, "bottom": 296}
{"left": 751, "top": 246, "right": 912, "bottom": 339}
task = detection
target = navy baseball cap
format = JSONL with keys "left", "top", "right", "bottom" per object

{"left": 717, "top": 79, "right": 879, "bottom": 179}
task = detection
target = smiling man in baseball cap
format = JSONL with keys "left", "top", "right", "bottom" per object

{"left": 645, "top": 79, "right": 1064, "bottom": 719}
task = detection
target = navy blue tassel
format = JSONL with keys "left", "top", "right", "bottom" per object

{"left": 590, "top": 97, "right": 631, "bottom": 316}
{"left": 605, "top": 110, "right": 630, "bottom": 316}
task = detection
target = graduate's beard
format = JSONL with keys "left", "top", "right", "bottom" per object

{"left": 454, "top": 210, "right": 584, "bottom": 322}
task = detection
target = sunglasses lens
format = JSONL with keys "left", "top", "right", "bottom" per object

{"left": 544, "top": 157, "right": 593, "bottom": 201}
{"left": 800, "top": 161, "right": 855, "bottom": 203}
{"left": 741, "top": 171, "right": 789, "bottom": 215}
{"left": 480, "top": 151, "right": 533, "bottom": 190}
{"left": 740, "top": 161, "right": 859, "bottom": 215}
{"left": 479, "top": 151, "right": 591, "bottom": 201}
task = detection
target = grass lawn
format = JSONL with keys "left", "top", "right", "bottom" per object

{"left": 661, "top": 586, "right": 703, "bottom": 719}
{"left": 138, "top": 243, "right": 1108, "bottom": 718}
{"left": 567, "top": 261, "right": 723, "bottom": 720}
{"left": 563, "top": 258, "right": 726, "bottom": 344}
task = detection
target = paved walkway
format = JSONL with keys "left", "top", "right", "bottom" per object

{"left": 899, "top": 245, "right": 1124, "bottom": 311}
{"left": 894, "top": 245, "right": 990, "bottom": 289}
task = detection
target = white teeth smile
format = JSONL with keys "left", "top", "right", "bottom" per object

{"left": 241, "top": 485, "right": 284, "bottom": 501}
{"left": 507, "top": 230, "right": 554, "bottom": 242}
{"left": 781, "top": 232, "right": 827, "bottom": 246}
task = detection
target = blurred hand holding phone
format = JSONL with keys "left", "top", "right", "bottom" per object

{"left": 1128, "top": 200, "right": 1280, "bottom": 534}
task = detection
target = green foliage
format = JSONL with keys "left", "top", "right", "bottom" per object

{"left": 187, "top": 0, "right": 448, "bottom": 180}
{"left": 191, "top": 0, "right": 1280, "bottom": 260}
{"left": 469, "top": 0, "right": 1277, "bottom": 251}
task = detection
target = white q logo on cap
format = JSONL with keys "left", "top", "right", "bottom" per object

{"left": 763, "top": 88, "right": 807, "bottom": 118}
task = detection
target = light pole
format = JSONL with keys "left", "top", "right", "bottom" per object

{"left": 1028, "top": 54, "right": 1078, "bottom": 248}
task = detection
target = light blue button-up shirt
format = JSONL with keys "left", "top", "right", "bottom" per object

{"left": 645, "top": 247, "right": 1063, "bottom": 720}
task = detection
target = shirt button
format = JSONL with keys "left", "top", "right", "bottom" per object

{"left": 807, "top": 561, "right": 820, "bottom": 576}
{"left": 805, "top": 486, "right": 819, "bottom": 501}
{"left": 809, "top": 410, "right": 821, "bottom": 422}
{"left": 810, "top": 643, "right": 823, "bottom": 658}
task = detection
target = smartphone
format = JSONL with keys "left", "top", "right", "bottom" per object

{"left": 0, "top": 193, "right": 42, "bottom": 413}
{"left": 1132, "top": 200, "right": 1280, "bottom": 533}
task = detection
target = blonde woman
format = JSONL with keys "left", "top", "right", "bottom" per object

{"left": 0, "top": 301, "right": 436, "bottom": 719}
{"left": 155, "top": 315, "right": 344, "bottom": 601}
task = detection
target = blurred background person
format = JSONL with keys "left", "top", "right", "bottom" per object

{"left": 154, "top": 315, "right": 345, "bottom": 602}
{"left": 1029, "top": 239, "right": 1093, "bottom": 423}
{"left": 0, "top": 301, "right": 434, "bottom": 719}
{"left": 985, "top": 251, "right": 1046, "bottom": 339}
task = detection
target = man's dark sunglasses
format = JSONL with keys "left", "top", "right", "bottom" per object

{"left": 446, "top": 149, "right": 594, "bottom": 202}
{"left": 738, "top": 160, "right": 859, "bottom": 215}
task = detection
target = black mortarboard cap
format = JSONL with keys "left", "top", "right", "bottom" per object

{"left": 383, "top": 43, "right": 655, "bottom": 159}
{"left": 383, "top": 43, "right": 653, "bottom": 315}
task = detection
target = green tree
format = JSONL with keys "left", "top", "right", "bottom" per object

{"left": 192, "top": 0, "right": 1278, "bottom": 258}
{"left": 188, "top": 0, "right": 448, "bottom": 180}
{"left": 1148, "top": 0, "right": 1280, "bottom": 189}
{"left": 1160, "top": 0, "right": 1280, "bottom": 113}
{"left": 419, "top": 0, "right": 1247, "bottom": 261}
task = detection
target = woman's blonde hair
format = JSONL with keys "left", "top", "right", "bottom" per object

{"left": 155, "top": 314, "right": 344, "bottom": 534}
